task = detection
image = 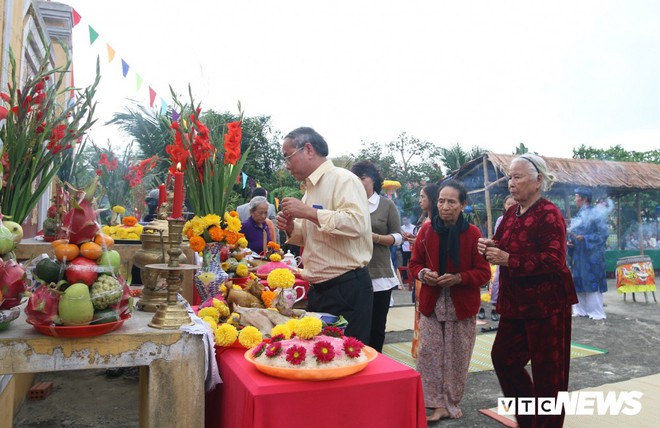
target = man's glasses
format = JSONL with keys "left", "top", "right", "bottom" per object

{"left": 283, "top": 147, "right": 304, "bottom": 164}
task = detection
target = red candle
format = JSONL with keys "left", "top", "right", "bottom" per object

{"left": 158, "top": 183, "right": 167, "bottom": 208}
{"left": 172, "top": 163, "right": 184, "bottom": 218}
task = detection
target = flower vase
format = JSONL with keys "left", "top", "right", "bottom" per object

{"left": 194, "top": 242, "right": 229, "bottom": 302}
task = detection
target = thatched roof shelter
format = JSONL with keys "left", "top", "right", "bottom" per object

{"left": 446, "top": 153, "right": 660, "bottom": 243}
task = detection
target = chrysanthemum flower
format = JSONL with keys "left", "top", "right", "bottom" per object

{"left": 213, "top": 300, "right": 230, "bottom": 318}
{"left": 198, "top": 306, "right": 220, "bottom": 322}
{"left": 343, "top": 337, "right": 364, "bottom": 358}
{"left": 286, "top": 345, "right": 307, "bottom": 365}
{"left": 265, "top": 341, "right": 282, "bottom": 357}
{"left": 270, "top": 324, "right": 292, "bottom": 339}
{"left": 252, "top": 342, "right": 267, "bottom": 357}
{"left": 293, "top": 316, "right": 323, "bottom": 339}
{"left": 235, "top": 264, "right": 248, "bottom": 277}
{"left": 313, "top": 341, "right": 336, "bottom": 363}
{"left": 267, "top": 268, "right": 295, "bottom": 289}
{"left": 322, "top": 326, "right": 344, "bottom": 338}
{"left": 236, "top": 237, "right": 248, "bottom": 248}
{"left": 202, "top": 316, "right": 218, "bottom": 330}
{"left": 238, "top": 326, "right": 263, "bottom": 348}
{"left": 214, "top": 323, "right": 239, "bottom": 346}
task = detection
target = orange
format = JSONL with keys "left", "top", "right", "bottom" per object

{"left": 80, "top": 242, "right": 103, "bottom": 260}
{"left": 94, "top": 233, "right": 115, "bottom": 249}
{"left": 50, "top": 239, "right": 69, "bottom": 249}
{"left": 54, "top": 243, "right": 80, "bottom": 262}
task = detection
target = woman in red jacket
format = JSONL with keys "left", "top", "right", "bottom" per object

{"left": 478, "top": 154, "right": 578, "bottom": 428}
{"left": 408, "top": 180, "right": 491, "bottom": 422}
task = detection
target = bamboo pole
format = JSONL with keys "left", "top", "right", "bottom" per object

{"left": 483, "top": 156, "right": 493, "bottom": 238}
{"left": 637, "top": 193, "right": 644, "bottom": 255}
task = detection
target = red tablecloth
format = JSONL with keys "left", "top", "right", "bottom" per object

{"left": 205, "top": 348, "right": 427, "bottom": 428}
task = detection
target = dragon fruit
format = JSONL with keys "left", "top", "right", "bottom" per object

{"left": 0, "top": 258, "right": 27, "bottom": 309}
{"left": 61, "top": 179, "right": 100, "bottom": 245}
{"left": 109, "top": 279, "right": 133, "bottom": 317}
{"left": 24, "top": 282, "right": 61, "bottom": 325}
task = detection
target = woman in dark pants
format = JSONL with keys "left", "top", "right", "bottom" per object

{"left": 351, "top": 160, "right": 402, "bottom": 352}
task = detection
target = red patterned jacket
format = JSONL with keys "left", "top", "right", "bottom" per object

{"left": 494, "top": 198, "right": 578, "bottom": 319}
{"left": 409, "top": 222, "right": 491, "bottom": 320}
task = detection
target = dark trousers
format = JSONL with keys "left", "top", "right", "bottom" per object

{"left": 491, "top": 305, "right": 572, "bottom": 428}
{"left": 307, "top": 267, "right": 373, "bottom": 344}
{"left": 369, "top": 287, "right": 394, "bottom": 352}
{"left": 401, "top": 251, "right": 412, "bottom": 279}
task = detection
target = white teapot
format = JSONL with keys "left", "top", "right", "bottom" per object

{"left": 282, "top": 250, "right": 301, "bottom": 268}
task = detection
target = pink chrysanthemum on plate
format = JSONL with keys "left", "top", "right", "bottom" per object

{"left": 322, "top": 326, "right": 344, "bottom": 338}
{"left": 285, "top": 345, "right": 307, "bottom": 365}
{"left": 270, "top": 333, "right": 286, "bottom": 343}
{"left": 265, "top": 342, "right": 282, "bottom": 358}
{"left": 252, "top": 342, "right": 267, "bottom": 358}
{"left": 313, "top": 340, "right": 336, "bottom": 363}
{"left": 343, "top": 337, "right": 364, "bottom": 358}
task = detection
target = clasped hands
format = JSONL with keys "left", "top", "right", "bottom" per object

{"left": 477, "top": 238, "right": 510, "bottom": 266}
{"left": 422, "top": 270, "right": 461, "bottom": 288}
{"left": 276, "top": 197, "right": 319, "bottom": 234}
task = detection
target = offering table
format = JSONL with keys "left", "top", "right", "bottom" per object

{"left": 207, "top": 347, "right": 426, "bottom": 428}
{"left": 0, "top": 310, "right": 205, "bottom": 427}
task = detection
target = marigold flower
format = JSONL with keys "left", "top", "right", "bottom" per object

{"left": 235, "top": 264, "right": 248, "bottom": 277}
{"left": 267, "top": 241, "right": 280, "bottom": 250}
{"left": 236, "top": 237, "right": 248, "bottom": 248}
{"left": 198, "top": 306, "right": 220, "bottom": 322}
{"left": 269, "top": 254, "right": 282, "bottom": 262}
{"left": 239, "top": 326, "right": 263, "bottom": 349}
{"left": 202, "top": 316, "right": 218, "bottom": 330}
{"left": 122, "top": 216, "right": 138, "bottom": 226}
{"left": 261, "top": 290, "right": 276, "bottom": 308}
{"left": 313, "top": 341, "right": 336, "bottom": 363}
{"left": 293, "top": 316, "right": 323, "bottom": 339}
{"left": 270, "top": 324, "right": 292, "bottom": 339}
{"left": 285, "top": 318, "right": 298, "bottom": 332}
{"left": 189, "top": 236, "right": 206, "bottom": 253}
{"left": 112, "top": 205, "right": 126, "bottom": 214}
{"left": 267, "top": 268, "right": 295, "bottom": 289}
{"left": 214, "top": 323, "right": 239, "bottom": 347}
{"left": 208, "top": 225, "right": 225, "bottom": 242}
{"left": 213, "top": 300, "right": 230, "bottom": 318}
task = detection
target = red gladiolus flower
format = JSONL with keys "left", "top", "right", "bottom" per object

{"left": 35, "top": 122, "right": 46, "bottom": 134}
{"left": 34, "top": 81, "right": 45, "bottom": 92}
{"left": 95, "top": 169, "right": 103, "bottom": 176}
{"left": 0, "top": 106, "right": 7, "bottom": 121}
{"left": 49, "top": 124, "right": 67, "bottom": 144}
{"left": 223, "top": 121, "right": 242, "bottom": 165}
{"left": 285, "top": 345, "right": 307, "bottom": 366}
{"left": 0, "top": 93, "right": 10, "bottom": 103}
{"left": 313, "top": 341, "right": 336, "bottom": 363}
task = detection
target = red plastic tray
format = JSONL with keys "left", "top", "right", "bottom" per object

{"left": 27, "top": 314, "right": 131, "bottom": 338}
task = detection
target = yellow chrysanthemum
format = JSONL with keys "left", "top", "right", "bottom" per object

{"left": 126, "top": 232, "right": 140, "bottom": 240}
{"left": 236, "top": 237, "right": 248, "bottom": 249}
{"left": 112, "top": 205, "right": 126, "bottom": 214}
{"left": 267, "top": 268, "right": 295, "bottom": 289}
{"left": 202, "top": 316, "right": 218, "bottom": 330}
{"left": 238, "top": 326, "right": 263, "bottom": 348}
{"left": 481, "top": 293, "right": 491, "bottom": 303}
{"left": 293, "top": 316, "right": 323, "bottom": 339}
{"left": 204, "top": 214, "right": 222, "bottom": 228}
{"left": 285, "top": 318, "right": 298, "bottom": 332}
{"left": 102, "top": 225, "right": 111, "bottom": 234}
{"left": 235, "top": 264, "right": 248, "bottom": 277}
{"left": 269, "top": 253, "right": 282, "bottom": 262}
{"left": 198, "top": 306, "right": 220, "bottom": 322}
{"left": 219, "top": 284, "right": 227, "bottom": 294}
{"left": 115, "top": 228, "right": 129, "bottom": 239}
{"left": 232, "top": 284, "right": 242, "bottom": 290}
{"left": 224, "top": 212, "right": 242, "bottom": 233}
{"left": 213, "top": 300, "right": 230, "bottom": 318}
{"left": 214, "top": 323, "right": 239, "bottom": 347}
{"left": 249, "top": 272, "right": 258, "bottom": 280}
{"left": 270, "top": 324, "right": 292, "bottom": 339}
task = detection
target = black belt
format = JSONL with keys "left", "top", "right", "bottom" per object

{"left": 311, "top": 267, "right": 369, "bottom": 291}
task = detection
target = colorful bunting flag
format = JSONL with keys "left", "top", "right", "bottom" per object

{"left": 121, "top": 59, "right": 129, "bottom": 77}
{"left": 160, "top": 99, "right": 168, "bottom": 115}
{"left": 242, "top": 172, "right": 248, "bottom": 189}
{"left": 148, "top": 87, "right": 156, "bottom": 107}
{"left": 89, "top": 25, "right": 99, "bottom": 45}
{"left": 106, "top": 44, "right": 115, "bottom": 63}
{"left": 136, "top": 74, "right": 143, "bottom": 91}
{"left": 72, "top": 8, "right": 81, "bottom": 27}
{"left": 172, "top": 110, "right": 180, "bottom": 121}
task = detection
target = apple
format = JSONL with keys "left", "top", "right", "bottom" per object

{"left": 98, "top": 250, "right": 121, "bottom": 274}
{"left": 2, "top": 220, "right": 24, "bottom": 244}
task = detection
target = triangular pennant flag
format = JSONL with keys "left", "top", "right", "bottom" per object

{"left": 274, "top": 197, "right": 280, "bottom": 211}
{"left": 89, "top": 25, "right": 99, "bottom": 45}
{"left": 121, "top": 59, "right": 129, "bottom": 77}
{"left": 148, "top": 87, "right": 156, "bottom": 107}
{"left": 160, "top": 99, "right": 168, "bottom": 115}
{"left": 242, "top": 172, "right": 248, "bottom": 189}
{"left": 136, "top": 74, "right": 143, "bottom": 91}
{"left": 172, "top": 110, "right": 180, "bottom": 121}
{"left": 106, "top": 44, "right": 116, "bottom": 63}
{"left": 72, "top": 8, "right": 82, "bottom": 26}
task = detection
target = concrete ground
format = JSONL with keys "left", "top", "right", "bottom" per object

{"left": 13, "top": 279, "right": 660, "bottom": 427}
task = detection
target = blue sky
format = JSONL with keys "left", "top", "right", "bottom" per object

{"left": 63, "top": 0, "right": 660, "bottom": 159}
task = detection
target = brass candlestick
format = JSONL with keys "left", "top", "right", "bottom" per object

{"left": 148, "top": 218, "right": 197, "bottom": 329}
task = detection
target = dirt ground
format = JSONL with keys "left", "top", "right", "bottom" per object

{"left": 12, "top": 279, "right": 660, "bottom": 427}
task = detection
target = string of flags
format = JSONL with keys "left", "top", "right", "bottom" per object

{"left": 71, "top": 8, "right": 169, "bottom": 115}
